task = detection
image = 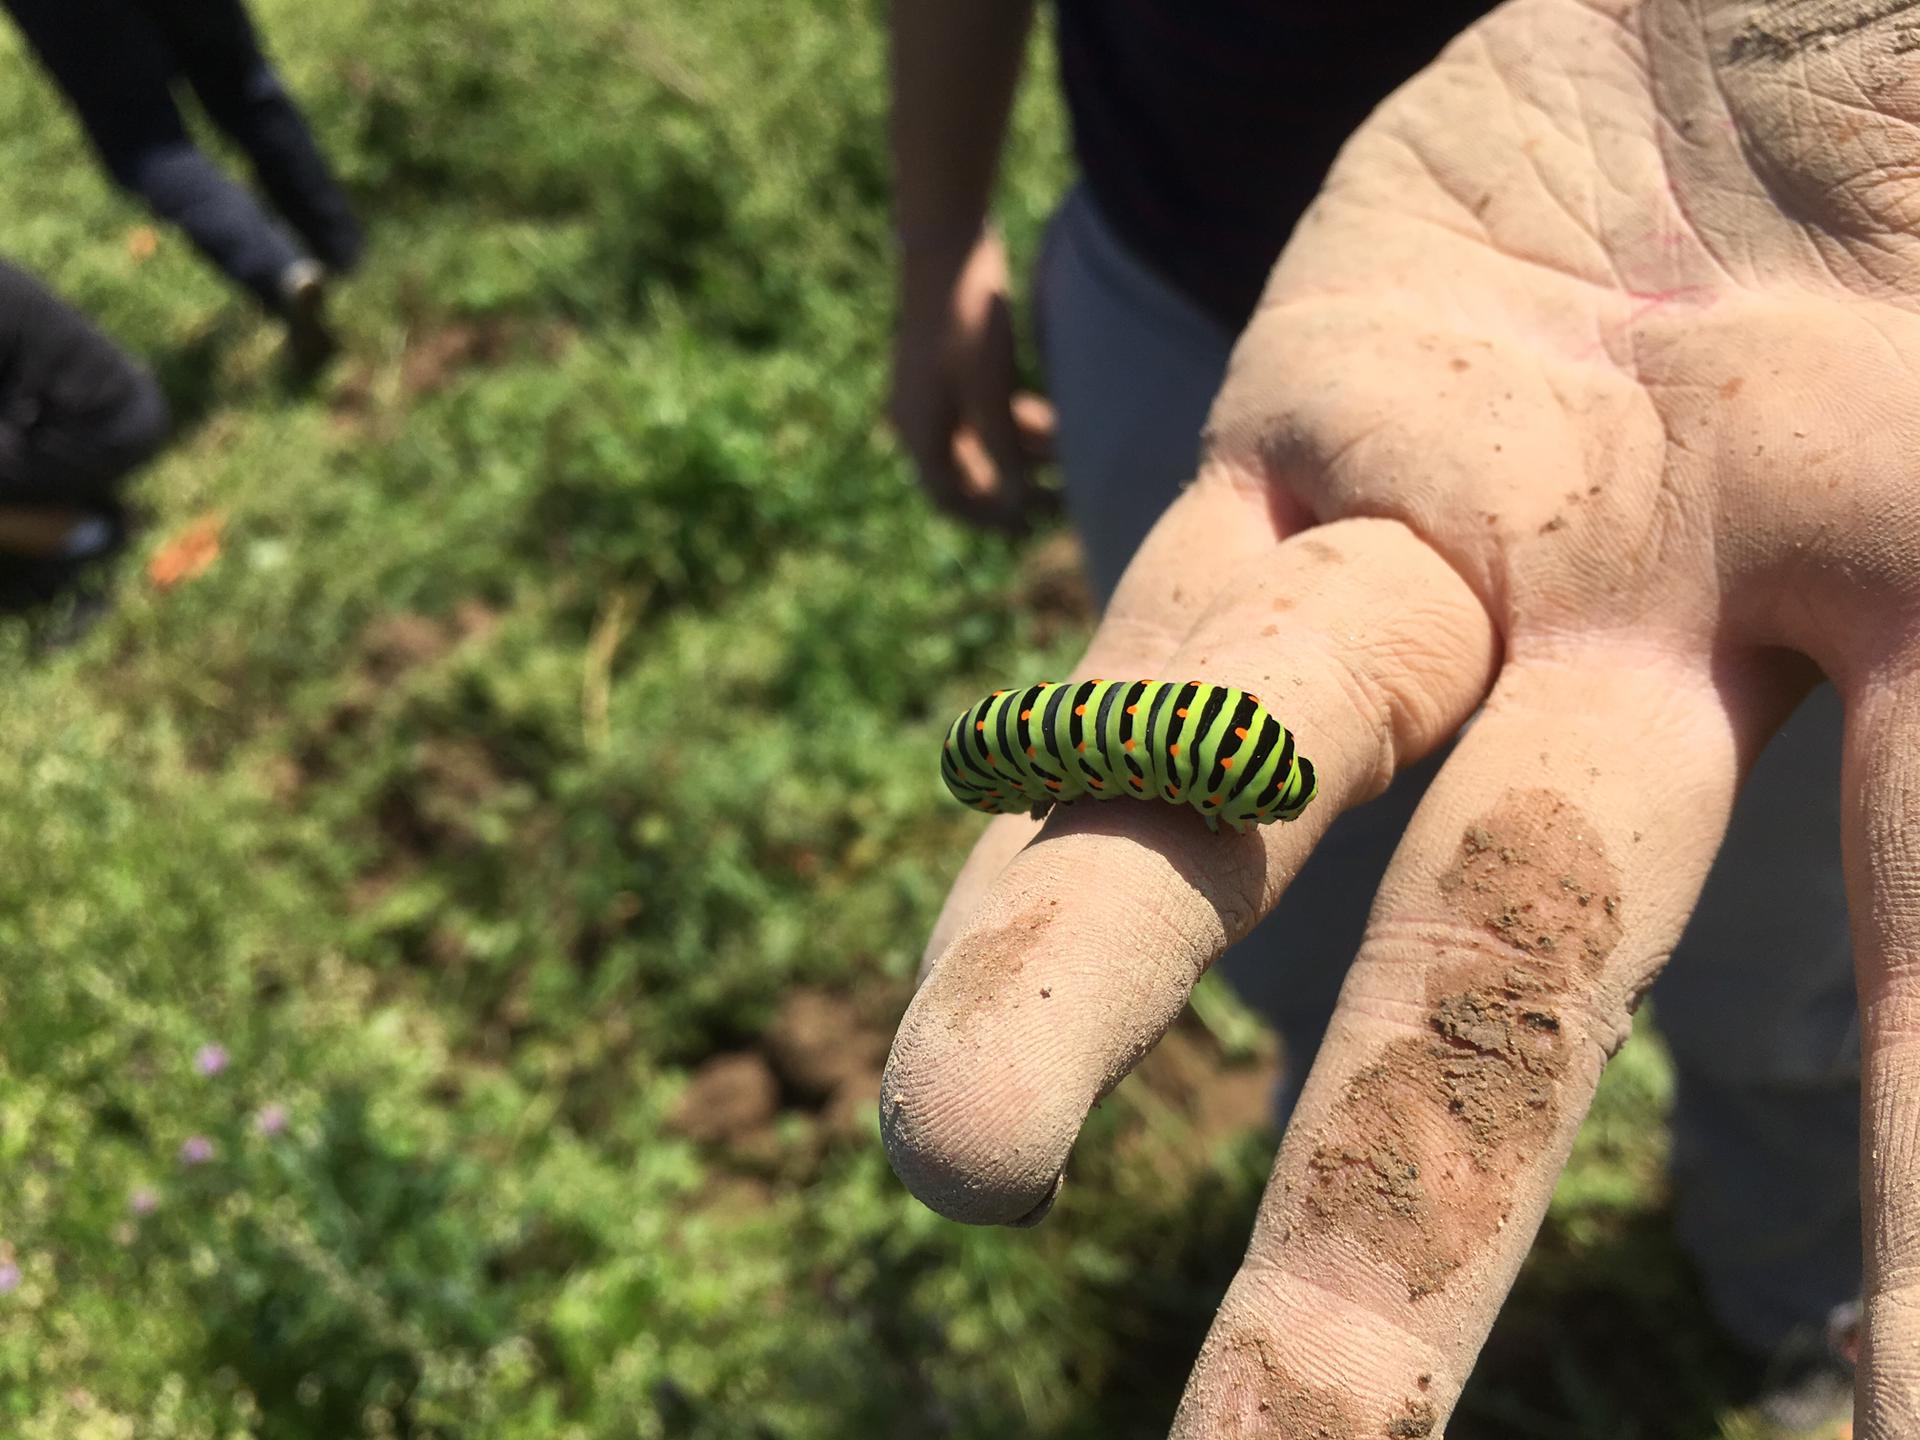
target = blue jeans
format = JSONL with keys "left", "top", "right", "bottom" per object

{"left": 5, "top": 0, "right": 363, "bottom": 309}
{"left": 1034, "top": 183, "right": 1861, "bottom": 1353}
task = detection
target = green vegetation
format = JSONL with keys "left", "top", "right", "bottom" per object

{"left": 0, "top": 2, "right": 1791, "bottom": 1435}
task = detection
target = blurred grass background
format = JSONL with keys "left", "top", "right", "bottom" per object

{"left": 0, "top": 1, "right": 1787, "bottom": 1435}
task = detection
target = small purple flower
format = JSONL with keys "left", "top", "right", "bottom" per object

{"left": 193, "top": 1044, "right": 229, "bottom": 1078}
{"left": 128, "top": 1186, "right": 159, "bottom": 1216}
{"left": 0, "top": 1263, "right": 19, "bottom": 1295}
{"left": 179, "top": 1135, "right": 215, "bottom": 1165}
{"left": 254, "top": 1103, "right": 289, "bottom": 1137}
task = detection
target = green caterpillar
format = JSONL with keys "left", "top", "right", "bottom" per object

{"left": 940, "top": 679, "right": 1316, "bottom": 833}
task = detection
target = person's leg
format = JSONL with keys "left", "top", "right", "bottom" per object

{"left": 1035, "top": 186, "right": 1236, "bottom": 603}
{"left": 1034, "top": 183, "right": 1439, "bottom": 1108}
{"left": 138, "top": 0, "right": 363, "bottom": 273}
{"left": 128, "top": 147, "right": 310, "bottom": 311}
{"left": 1652, "top": 683, "right": 1861, "bottom": 1357}
{"left": 4, "top": 0, "right": 305, "bottom": 308}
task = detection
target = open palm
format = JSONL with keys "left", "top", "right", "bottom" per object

{"left": 884, "top": 1, "right": 1920, "bottom": 1433}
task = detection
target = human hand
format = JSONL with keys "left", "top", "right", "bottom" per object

{"left": 889, "top": 225, "right": 1056, "bottom": 533}
{"left": 884, "top": 1, "right": 1920, "bottom": 1433}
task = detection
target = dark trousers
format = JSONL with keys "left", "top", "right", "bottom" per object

{"left": 0, "top": 261, "right": 169, "bottom": 509}
{"left": 5, "top": 0, "right": 363, "bottom": 310}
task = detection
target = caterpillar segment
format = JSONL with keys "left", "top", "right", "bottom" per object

{"left": 940, "top": 680, "right": 1316, "bottom": 833}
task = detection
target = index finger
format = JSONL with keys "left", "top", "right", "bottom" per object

{"left": 920, "top": 463, "right": 1303, "bottom": 973}
{"left": 883, "top": 512, "right": 1498, "bottom": 1224}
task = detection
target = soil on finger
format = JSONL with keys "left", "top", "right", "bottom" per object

{"left": 1288, "top": 789, "right": 1625, "bottom": 1302}
{"left": 1183, "top": 1327, "right": 1357, "bottom": 1438}
{"left": 1182, "top": 1325, "right": 1438, "bottom": 1438}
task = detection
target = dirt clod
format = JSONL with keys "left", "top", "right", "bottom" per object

{"left": 763, "top": 987, "right": 894, "bottom": 1142}
{"left": 764, "top": 989, "right": 883, "bottom": 1102}
{"left": 667, "top": 1052, "right": 779, "bottom": 1146}
{"left": 1386, "top": 1398, "right": 1437, "bottom": 1437}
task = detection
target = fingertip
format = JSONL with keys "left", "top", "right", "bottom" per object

{"left": 884, "top": 880, "right": 1161, "bottom": 1224}
{"left": 1012, "top": 390, "right": 1057, "bottom": 460}
{"left": 1006, "top": 1171, "right": 1064, "bottom": 1227}
{"left": 950, "top": 427, "right": 1006, "bottom": 503}
{"left": 879, "top": 1025, "right": 1073, "bottom": 1224}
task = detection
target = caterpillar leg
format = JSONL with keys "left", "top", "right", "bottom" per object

{"left": 1028, "top": 801, "right": 1054, "bottom": 823}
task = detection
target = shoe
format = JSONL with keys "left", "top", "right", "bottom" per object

{"left": 1748, "top": 1300, "right": 1859, "bottom": 1438}
{"left": 278, "top": 258, "right": 339, "bottom": 374}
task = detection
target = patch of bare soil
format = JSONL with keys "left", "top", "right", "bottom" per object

{"left": 371, "top": 735, "right": 516, "bottom": 861}
{"left": 762, "top": 987, "right": 888, "bottom": 1139}
{"left": 360, "top": 611, "right": 462, "bottom": 681}
{"left": 311, "top": 611, "right": 464, "bottom": 753}
{"left": 667, "top": 1051, "right": 780, "bottom": 1147}
{"left": 669, "top": 986, "right": 900, "bottom": 1179}
{"left": 1131, "top": 1016, "right": 1281, "bottom": 1150}
{"left": 330, "top": 315, "right": 578, "bottom": 436}
{"left": 297, "top": 605, "right": 503, "bottom": 795}
{"left": 401, "top": 318, "right": 513, "bottom": 397}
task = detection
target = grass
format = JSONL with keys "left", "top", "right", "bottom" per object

{"left": 0, "top": 2, "right": 1808, "bottom": 1435}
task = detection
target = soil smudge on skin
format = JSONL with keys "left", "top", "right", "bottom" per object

{"left": 1183, "top": 1328, "right": 1358, "bottom": 1438}
{"left": 1724, "top": 0, "right": 1920, "bottom": 65}
{"left": 1183, "top": 1326, "right": 1443, "bottom": 1437}
{"left": 1296, "top": 539, "right": 1345, "bottom": 566}
{"left": 1292, "top": 790, "right": 1624, "bottom": 1300}
{"left": 935, "top": 904, "right": 1056, "bottom": 1032}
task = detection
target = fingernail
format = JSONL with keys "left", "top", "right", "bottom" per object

{"left": 1005, "top": 1171, "right": 1064, "bottom": 1228}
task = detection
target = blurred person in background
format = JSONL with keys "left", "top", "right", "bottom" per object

{"left": 887, "top": 2, "right": 1860, "bottom": 1434}
{"left": 3, "top": 0, "right": 363, "bottom": 370}
{"left": 0, "top": 258, "right": 167, "bottom": 601}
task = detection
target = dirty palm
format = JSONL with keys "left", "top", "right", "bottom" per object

{"left": 886, "top": 1, "right": 1920, "bottom": 1436}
